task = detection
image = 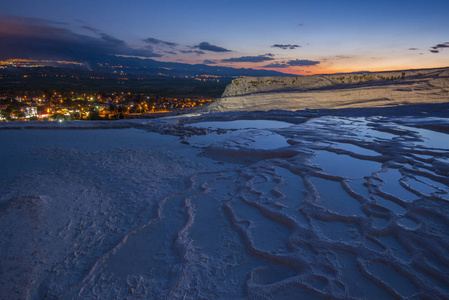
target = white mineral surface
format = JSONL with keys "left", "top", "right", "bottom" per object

{"left": 203, "top": 67, "right": 449, "bottom": 113}
{"left": 1, "top": 73, "right": 449, "bottom": 298}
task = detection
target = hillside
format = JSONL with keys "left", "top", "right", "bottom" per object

{"left": 202, "top": 67, "right": 449, "bottom": 112}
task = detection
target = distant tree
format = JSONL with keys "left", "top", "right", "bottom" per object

{"left": 50, "top": 113, "right": 64, "bottom": 121}
{"left": 87, "top": 109, "right": 102, "bottom": 120}
{"left": 1, "top": 109, "right": 11, "bottom": 120}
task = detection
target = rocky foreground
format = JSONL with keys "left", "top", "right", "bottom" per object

{"left": 2, "top": 112, "right": 449, "bottom": 299}
{"left": 202, "top": 67, "right": 449, "bottom": 113}
{"left": 2, "top": 67, "right": 449, "bottom": 299}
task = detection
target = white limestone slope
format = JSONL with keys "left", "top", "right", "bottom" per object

{"left": 2, "top": 116, "right": 449, "bottom": 299}
{"left": 203, "top": 67, "right": 449, "bottom": 112}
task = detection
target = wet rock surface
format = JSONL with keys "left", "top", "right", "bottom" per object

{"left": 1, "top": 111, "right": 449, "bottom": 299}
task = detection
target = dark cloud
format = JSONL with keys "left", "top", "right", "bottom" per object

{"left": 0, "top": 14, "right": 161, "bottom": 60}
{"left": 408, "top": 48, "right": 419, "bottom": 51}
{"left": 430, "top": 42, "right": 449, "bottom": 53}
{"left": 287, "top": 59, "right": 320, "bottom": 66}
{"left": 165, "top": 51, "right": 177, "bottom": 55}
{"left": 271, "top": 44, "right": 301, "bottom": 50}
{"left": 82, "top": 25, "right": 100, "bottom": 34}
{"left": 431, "top": 42, "right": 449, "bottom": 49}
{"left": 263, "top": 62, "right": 290, "bottom": 68}
{"left": 263, "top": 59, "right": 320, "bottom": 68}
{"left": 143, "top": 37, "right": 178, "bottom": 47}
{"left": 100, "top": 33, "right": 126, "bottom": 46}
{"left": 334, "top": 55, "right": 351, "bottom": 60}
{"left": 221, "top": 55, "right": 275, "bottom": 63}
{"left": 180, "top": 50, "right": 205, "bottom": 55}
{"left": 1, "top": 14, "right": 68, "bottom": 26}
{"left": 265, "top": 53, "right": 275, "bottom": 57}
{"left": 195, "top": 42, "right": 231, "bottom": 52}
{"left": 203, "top": 60, "right": 217, "bottom": 64}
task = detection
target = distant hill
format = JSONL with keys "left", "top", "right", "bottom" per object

{"left": 83, "top": 54, "right": 294, "bottom": 77}
{"left": 1, "top": 54, "right": 295, "bottom": 78}
{"left": 0, "top": 54, "right": 295, "bottom": 97}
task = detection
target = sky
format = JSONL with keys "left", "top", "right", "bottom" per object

{"left": 0, "top": 0, "right": 448, "bottom": 75}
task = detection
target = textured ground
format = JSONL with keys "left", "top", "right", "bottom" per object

{"left": 1, "top": 108, "right": 449, "bottom": 299}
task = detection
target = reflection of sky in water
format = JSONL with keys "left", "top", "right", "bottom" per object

{"left": 401, "top": 126, "right": 449, "bottom": 149}
{"left": 187, "top": 125, "right": 290, "bottom": 149}
{"left": 377, "top": 169, "right": 418, "bottom": 202}
{"left": 330, "top": 142, "right": 379, "bottom": 156}
{"left": 187, "top": 120, "right": 293, "bottom": 129}
{"left": 397, "top": 217, "right": 419, "bottom": 230}
{"left": 310, "top": 177, "right": 365, "bottom": 216}
{"left": 405, "top": 177, "right": 441, "bottom": 196}
{"left": 243, "top": 132, "right": 290, "bottom": 150}
{"left": 373, "top": 196, "right": 406, "bottom": 214}
{"left": 311, "top": 150, "right": 382, "bottom": 178}
{"left": 412, "top": 175, "right": 449, "bottom": 193}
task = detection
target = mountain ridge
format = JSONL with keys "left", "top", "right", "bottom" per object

{"left": 76, "top": 54, "right": 297, "bottom": 77}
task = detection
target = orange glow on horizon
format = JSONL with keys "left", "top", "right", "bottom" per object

{"left": 252, "top": 63, "right": 449, "bottom": 76}
{"left": 155, "top": 55, "right": 449, "bottom": 76}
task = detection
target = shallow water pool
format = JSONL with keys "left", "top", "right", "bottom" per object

{"left": 187, "top": 119, "right": 294, "bottom": 129}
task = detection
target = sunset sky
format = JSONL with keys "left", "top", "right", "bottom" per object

{"left": 1, "top": 0, "right": 448, "bottom": 75}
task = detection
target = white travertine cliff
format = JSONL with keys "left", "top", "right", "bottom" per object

{"left": 203, "top": 67, "right": 449, "bottom": 112}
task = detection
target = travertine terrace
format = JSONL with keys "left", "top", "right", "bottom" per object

{"left": 203, "top": 67, "right": 449, "bottom": 112}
